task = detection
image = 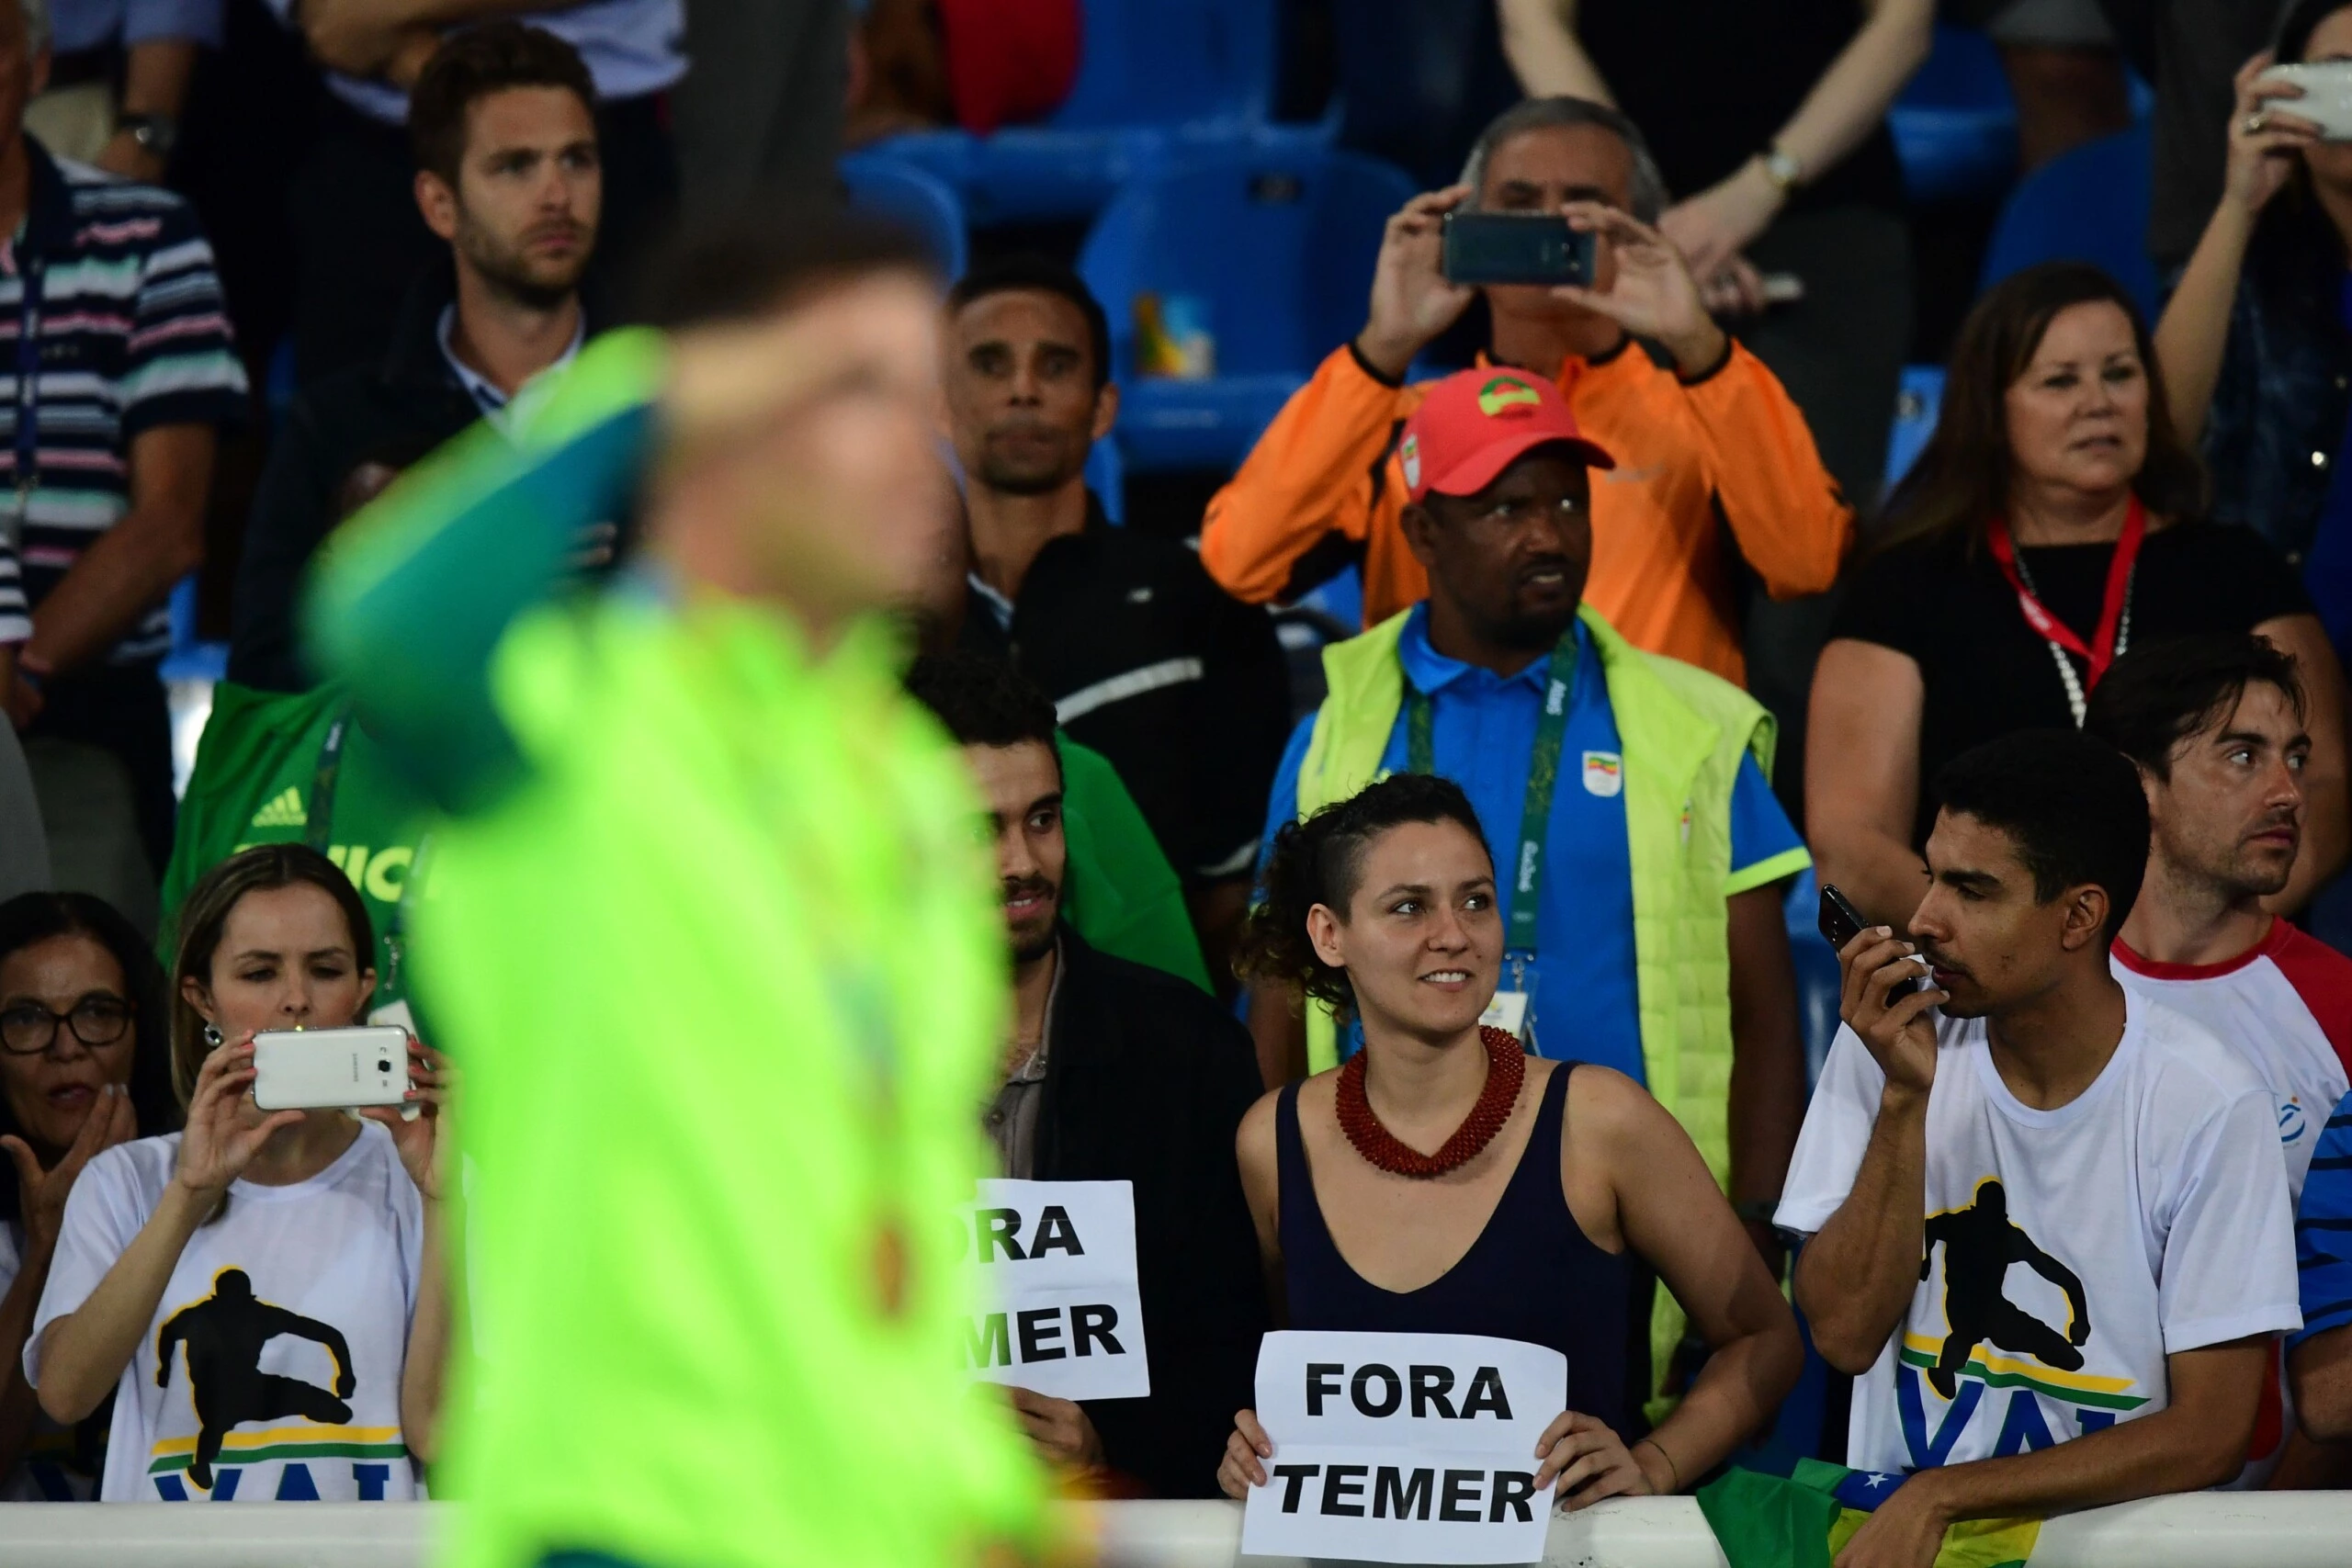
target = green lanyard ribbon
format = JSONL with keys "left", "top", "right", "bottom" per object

{"left": 1404, "top": 624, "right": 1579, "bottom": 958}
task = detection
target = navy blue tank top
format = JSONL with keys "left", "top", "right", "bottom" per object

{"left": 1275, "top": 1062, "right": 1631, "bottom": 1435}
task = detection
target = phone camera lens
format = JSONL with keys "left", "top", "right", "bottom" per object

{"left": 378, "top": 1059, "right": 392, "bottom": 1073}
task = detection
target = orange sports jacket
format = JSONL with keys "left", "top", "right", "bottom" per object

{"left": 1201, "top": 338, "right": 1853, "bottom": 686}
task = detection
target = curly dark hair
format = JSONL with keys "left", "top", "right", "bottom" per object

{"left": 1234, "top": 773, "right": 1491, "bottom": 1012}
{"left": 905, "top": 652, "right": 1059, "bottom": 757}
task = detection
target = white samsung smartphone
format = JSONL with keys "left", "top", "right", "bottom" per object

{"left": 2258, "top": 62, "right": 2352, "bottom": 141}
{"left": 251, "top": 1025, "right": 411, "bottom": 1111}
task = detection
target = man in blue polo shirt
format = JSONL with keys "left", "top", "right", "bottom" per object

{"left": 1255, "top": 365, "right": 1808, "bottom": 1282}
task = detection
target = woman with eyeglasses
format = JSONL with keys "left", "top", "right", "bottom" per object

{"left": 24, "top": 845, "right": 453, "bottom": 1502}
{"left": 0, "top": 891, "right": 179, "bottom": 1498}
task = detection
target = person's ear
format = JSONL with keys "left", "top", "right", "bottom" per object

{"left": 356, "top": 966, "right": 378, "bottom": 1016}
{"left": 2057, "top": 886, "right": 2110, "bottom": 953}
{"left": 1089, "top": 378, "right": 1120, "bottom": 445}
{"left": 28, "top": 42, "right": 49, "bottom": 97}
{"left": 413, "top": 169, "right": 459, "bottom": 242}
{"left": 1306, "top": 902, "right": 1348, "bottom": 971}
{"left": 178, "top": 975, "right": 217, "bottom": 1025}
{"left": 1401, "top": 502, "right": 1441, "bottom": 571}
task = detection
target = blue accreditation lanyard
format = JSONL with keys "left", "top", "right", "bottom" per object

{"left": 1403, "top": 623, "right": 1579, "bottom": 967}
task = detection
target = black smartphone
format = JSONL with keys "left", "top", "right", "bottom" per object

{"left": 1441, "top": 211, "right": 1597, "bottom": 287}
{"left": 1818, "top": 883, "right": 1923, "bottom": 998}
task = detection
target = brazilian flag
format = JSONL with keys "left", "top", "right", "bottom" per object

{"left": 1698, "top": 1461, "right": 2040, "bottom": 1568}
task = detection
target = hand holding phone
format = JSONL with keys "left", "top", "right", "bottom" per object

{"left": 1441, "top": 211, "right": 1598, "bottom": 288}
{"left": 251, "top": 1025, "right": 412, "bottom": 1111}
{"left": 1819, "top": 884, "right": 1940, "bottom": 1097}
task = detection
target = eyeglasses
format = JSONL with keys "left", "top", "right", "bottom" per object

{"left": 0, "top": 995, "right": 132, "bottom": 1055}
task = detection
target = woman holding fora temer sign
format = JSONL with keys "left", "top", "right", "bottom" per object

{"left": 1219, "top": 775, "right": 1799, "bottom": 1504}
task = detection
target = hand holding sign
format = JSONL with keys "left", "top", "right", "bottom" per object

{"left": 1238, "top": 1330, "right": 1569, "bottom": 1566}
{"left": 1007, "top": 1386, "right": 1105, "bottom": 1470}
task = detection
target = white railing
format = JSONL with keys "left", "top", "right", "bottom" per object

{"left": 0, "top": 1495, "right": 2348, "bottom": 1567}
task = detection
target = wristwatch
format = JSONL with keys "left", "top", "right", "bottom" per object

{"left": 1758, "top": 144, "right": 1804, "bottom": 196}
{"left": 119, "top": 113, "right": 178, "bottom": 161}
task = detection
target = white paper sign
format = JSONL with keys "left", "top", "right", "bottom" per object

{"left": 958, "top": 1179, "right": 1150, "bottom": 1401}
{"left": 1240, "top": 1330, "right": 1566, "bottom": 1566}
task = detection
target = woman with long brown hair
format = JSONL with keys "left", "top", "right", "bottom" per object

{"left": 1807, "top": 261, "right": 2348, "bottom": 925}
{"left": 22, "top": 845, "right": 453, "bottom": 1502}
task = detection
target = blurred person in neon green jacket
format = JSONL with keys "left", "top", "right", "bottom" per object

{"left": 300, "top": 216, "right": 1056, "bottom": 1568}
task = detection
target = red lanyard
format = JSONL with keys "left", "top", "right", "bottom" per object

{"left": 1985, "top": 497, "right": 2146, "bottom": 691}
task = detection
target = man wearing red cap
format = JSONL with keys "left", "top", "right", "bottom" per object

{"left": 1254, "top": 363, "right": 1809, "bottom": 1398}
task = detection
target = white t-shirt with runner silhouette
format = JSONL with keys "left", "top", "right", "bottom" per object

{"left": 1777, "top": 992, "right": 2300, "bottom": 1475}
{"left": 25, "top": 1121, "right": 424, "bottom": 1501}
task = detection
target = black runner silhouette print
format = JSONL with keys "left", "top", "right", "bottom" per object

{"left": 1920, "top": 1179, "right": 2092, "bottom": 1400}
{"left": 154, "top": 1268, "right": 356, "bottom": 1489}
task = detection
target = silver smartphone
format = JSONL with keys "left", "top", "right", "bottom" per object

{"left": 2259, "top": 62, "right": 2352, "bottom": 141}
{"left": 251, "top": 1025, "right": 411, "bottom": 1111}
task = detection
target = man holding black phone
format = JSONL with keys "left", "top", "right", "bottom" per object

{"left": 1202, "top": 95, "right": 1851, "bottom": 693}
{"left": 1781, "top": 730, "right": 2297, "bottom": 1565}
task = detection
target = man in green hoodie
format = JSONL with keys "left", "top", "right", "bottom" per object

{"left": 303, "top": 215, "right": 1050, "bottom": 1568}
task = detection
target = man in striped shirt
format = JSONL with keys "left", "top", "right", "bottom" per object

{"left": 0, "top": 0, "right": 247, "bottom": 874}
{"left": 2290, "top": 1093, "right": 2352, "bottom": 1464}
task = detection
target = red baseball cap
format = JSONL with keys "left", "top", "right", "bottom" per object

{"left": 1397, "top": 367, "right": 1616, "bottom": 504}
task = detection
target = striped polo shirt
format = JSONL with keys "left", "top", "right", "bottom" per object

{"left": 0, "top": 138, "right": 246, "bottom": 658}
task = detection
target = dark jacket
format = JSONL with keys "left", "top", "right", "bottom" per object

{"left": 962, "top": 491, "right": 1293, "bottom": 886}
{"left": 230, "top": 263, "right": 605, "bottom": 692}
{"left": 2204, "top": 195, "right": 2352, "bottom": 567}
{"left": 1033, "top": 929, "right": 1269, "bottom": 1497}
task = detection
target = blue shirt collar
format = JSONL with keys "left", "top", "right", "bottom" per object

{"left": 1396, "top": 602, "right": 1589, "bottom": 697}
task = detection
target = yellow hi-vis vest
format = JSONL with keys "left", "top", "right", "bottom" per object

{"left": 1292, "top": 604, "right": 1778, "bottom": 1408}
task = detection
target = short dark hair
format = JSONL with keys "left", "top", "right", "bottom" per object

{"left": 1932, "top": 730, "right": 2150, "bottom": 941}
{"left": 946, "top": 255, "right": 1112, "bottom": 390}
{"left": 905, "top": 652, "right": 1060, "bottom": 760}
{"left": 1873, "top": 262, "right": 2206, "bottom": 553}
{"left": 2084, "top": 633, "right": 2307, "bottom": 783}
{"left": 409, "top": 22, "right": 596, "bottom": 186}
{"left": 634, "top": 209, "right": 937, "bottom": 332}
{"left": 1235, "top": 773, "right": 1491, "bottom": 1012}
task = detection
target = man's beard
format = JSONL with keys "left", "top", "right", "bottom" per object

{"left": 458, "top": 219, "right": 591, "bottom": 310}
{"left": 1484, "top": 602, "right": 1578, "bottom": 651}
{"left": 1006, "top": 874, "right": 1060, "bottom": 964}
{"left": 2170, "top": 822, "right": 2296, "bottom": 903}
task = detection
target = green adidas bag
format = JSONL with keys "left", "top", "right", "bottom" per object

{"left": 160, "top": 681, "right": 436, "bottom": 1018}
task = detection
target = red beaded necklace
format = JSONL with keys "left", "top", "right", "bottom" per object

{"left": 1337, "top": 1026, "right": 1526, "bottom": 1179}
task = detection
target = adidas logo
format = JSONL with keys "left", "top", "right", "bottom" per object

{"left": 249, "top": 788, "right": 306, "bottom": 829}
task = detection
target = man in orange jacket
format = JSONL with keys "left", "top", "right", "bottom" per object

{"left": 1202, "top": 96, "right": 1851, "bottom": 689}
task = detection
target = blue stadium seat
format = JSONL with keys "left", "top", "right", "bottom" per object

{"left": 1889, "top": 23, "right": 2018, "bottom": 203}
{"left": 840, "top": 152, "right": 969, "bottom": 280}
{"left": 1883, "top": 365, "right": 1946, "bottom": 491}
{"left": 865, "top": 0, "right": 1332, "bottom": 224}
{"left": 161, "top": 574, "right": 226, "bottom": 684}
{"left": 1978, "top": 120, "right": 2157, "bottom": 321}
{"left": 1082, "top": 437, "right": 1125, "bottom": 524}
{"left": 1078, "top": 146, "right": 1418, "bottom": 473}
